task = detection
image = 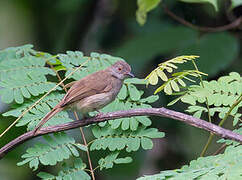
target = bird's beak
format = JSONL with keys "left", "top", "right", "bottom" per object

{"left": 126, "top": 72, "right": 135, "bottom": 78}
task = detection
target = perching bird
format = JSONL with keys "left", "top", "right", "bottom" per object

{"left": 33, "top": 60, "right": 134, "bottom": 134}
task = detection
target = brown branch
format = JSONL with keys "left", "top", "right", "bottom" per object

{"left": 163, "top": 5, "right": 242, "bottom": 32}
{"left": 0, "top": 107, "right": 241, "bottom": 159}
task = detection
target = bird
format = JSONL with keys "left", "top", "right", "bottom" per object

{"left": 33, "top": 60, "right": 134, "bottom": 134}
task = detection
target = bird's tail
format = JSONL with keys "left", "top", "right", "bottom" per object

{"left": 33, "top": 107, "right": 63, "bottom": 134}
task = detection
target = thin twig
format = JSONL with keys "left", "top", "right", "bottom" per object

{"left": 47, "top": 61, "right": 95, "bottom": 180}
{"left": 163, "top": 5, "right": 242, "bottom": 32}
{"left": 76, "top": 114, "right": 95, "bottom": 180}
{"left": 1, "top": 107, "right": 242, "bottom": 159}
{"left": 0, "top": 59, "right": 89, "bottom": 138}
{"left": 213, "top": 144, "right": 227, "bottom": 155}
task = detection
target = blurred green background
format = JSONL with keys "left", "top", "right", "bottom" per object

{"left": 0, "top": 0, "right": 241, "bottom": 179}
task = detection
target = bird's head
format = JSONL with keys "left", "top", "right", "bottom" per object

{"left": 109, "top": 60, "right": 134, "bottom": 80}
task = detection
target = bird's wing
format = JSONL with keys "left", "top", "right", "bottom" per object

{"left": 60, "top": 71, "right": 112, "bottom": 107}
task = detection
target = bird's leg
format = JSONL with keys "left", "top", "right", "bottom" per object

{"left": 95, "top": 109, "right": 104, "bottom": 117}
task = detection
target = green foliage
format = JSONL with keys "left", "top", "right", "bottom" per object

{"left": 145, "top": 54, "right": 242, "bottom": 179}
{"left": 58, "top": 51, "right": 120, "bottom": 80}
{"left": 0, "top": 45, "right": 164, "bottom": 176}
{"left": 2, "top": 92, "right": 74, "bottom": 130}
{"left": 98, "top": 152, "right": 132, "bottom": 170}
{"left": 90, "top": 125, "right": 164, "bottom": 152}
{"left": 37, "top": 158, "right": 90, "bottom": 180}
{"left": 181, "top": 72, "right": 242, "bottom": 125}
{"left": 146, "top": 56, "right": 241, "bottom": 127}
{"left": 137, "top": 145, "right": 242, "bottom": 180}
{"left": 146, "top": 55, "right": 207, "bottom": 95}
{"left": 17, "top": 132, "right": 87, "bottom": 170}
{"left": 0, "top": 45, "right": 58, "bottom": 104}
{"left": 136, "top": 0, "right": 161, "bottom": 25}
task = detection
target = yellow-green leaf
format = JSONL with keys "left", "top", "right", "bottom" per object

{"left": 166, "top": 62, "right": 178, "bottom": 69}
{"left": 156, "top": 68, "right": 168, "bottom": 81}
{"left": 164, "top": 83, "right": 172, "bottom": 95}
{"left": 170, "top": 80, "right": 180, "bottom": 92}
{"left": 177, "top": 79, "right": 186, "bottom": 87}
{"left": 165, "top": 66, "right": 173, "bottom": 73}
{"left": 148, "top": 72, "right": 158, "bottom": 85}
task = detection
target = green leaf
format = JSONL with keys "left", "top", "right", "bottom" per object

{"left": 130, "top": 118, "right": 139, "bottom": 131}
{"left": 136, "top": 0, "right": 161, "bottom": 25}
{"left": 128, "top": 84, "right": 141, "bottom": 101}
{"left": 181, "top": 94, "right": 196, "bottom": 105}
{"left": 124, "top": 78, "right": 147, "bottom": 84}
{"left": 0, "top": 88, "right": 14, "bottom": 104}
{"left": 141, "top": 137, "right": 153, "bottom": 149}
{"left": 140, "top": 95, "right": 159, "bottom": 103}
{"left": 136, "top": 116, "right": 152, "bottom": 127}
{"left": 114, "top": 157, "right": 133, "bottom": 164}
{"left": 179, "top": 0, "right": 218, "bottom": 11}
{"left": 121, "top": 118, "right": 130, "bottom": 130}
{"left": 118, "top": 85, "right": 127, "bottom": 100}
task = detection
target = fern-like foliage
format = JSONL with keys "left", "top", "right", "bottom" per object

{"left": 98, "top": 151, "right": 132, "bottom": 170}
{"left": 0, "top": 45, "right": 165, "bottom": 176}
{"left": 137, "top": 145, "right": 242, "bottom": 180}
{"left": 0, "top": 45, "right": 58, "bottom": 104}
{"left": 90, "top": 126, "right": 164, "bottom": 152}
{"left": 17, "top": 132, "right": 87, "bottom": 170}
{"left": 146, "top": 56, "right": 241, "bottom": 127}
{"left": 2, "top": 92, "right": 73, "bottom": 130}
{"left": 180, "top": 72, "right": 242, "bottom": 126}
{"left": 145, "top": 56, "right": 206, "bottom": 95}
{"left": 37, "top": 158, "right": 90, "bottom": 180}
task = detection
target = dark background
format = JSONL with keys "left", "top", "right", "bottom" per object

{"left": 0, "top": 0, "right": 241, "bottom": 179}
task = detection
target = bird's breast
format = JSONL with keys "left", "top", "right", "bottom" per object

{"left": 73, "top": 78, "right": 123, "bottom": 114}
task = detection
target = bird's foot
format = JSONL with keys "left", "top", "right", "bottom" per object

{"left": 95, "top": 110, "right": 104, "bottom": 117}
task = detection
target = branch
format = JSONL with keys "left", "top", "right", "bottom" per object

{"left": 0, "top": 107, "right": 241, "bottom": 159}
{"left": 163, "top": 5, "right": 242, "bottom": 32}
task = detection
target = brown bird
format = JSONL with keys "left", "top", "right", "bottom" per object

{"left": 33, "top": 60, "right": 134, "bottom": 134}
